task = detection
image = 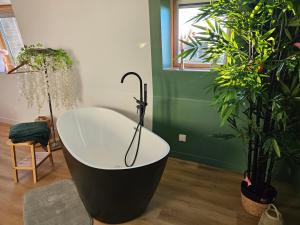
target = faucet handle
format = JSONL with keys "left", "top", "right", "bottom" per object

{"left": 133, "top": 97, "right": 141, "bottom": 104}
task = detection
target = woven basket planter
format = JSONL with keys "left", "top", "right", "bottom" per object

{"left": 241, "top": 181, "right": 277, "bottom": 217}
{"left": 241, "top": 192, "right": 269, "bottom": 216}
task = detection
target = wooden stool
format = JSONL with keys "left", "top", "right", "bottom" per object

{"left": 7, "top": 140, "right": 54, "bottom": 183}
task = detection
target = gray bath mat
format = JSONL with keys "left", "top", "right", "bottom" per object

{"left": 23, "top": 180, "right": 92, "bottom": 225}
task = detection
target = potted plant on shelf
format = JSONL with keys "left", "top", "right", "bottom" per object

{"left": 10, "top": 44, "right": 75, "bottom": 150}
{"left": 181, "top": 0, "right": 300, "bottom": 216}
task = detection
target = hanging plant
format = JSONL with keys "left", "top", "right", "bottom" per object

{"left": 16, "top": 44, "right": 76, "bottom": 111}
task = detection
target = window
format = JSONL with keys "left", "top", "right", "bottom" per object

{"left": 172, "top": 0, "right": 225, "bottom": 69}
{"left": 0, "top": 4, "right": 23, "bottom": 73}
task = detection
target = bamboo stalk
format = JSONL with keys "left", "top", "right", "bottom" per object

{"left": 262, "top": 10, "right": 285, "bottom": 187}
{"left": 255, "top": 96, "right": 266, "bottom": 186}
{"left": 248, "top": 100, "right": 254, "bottom": 180}
{"left": 266, "top": 154, "right": 275, "bottom": 185}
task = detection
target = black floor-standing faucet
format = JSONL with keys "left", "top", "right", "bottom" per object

{"left": 121, "top": 72, "right": 148, "bottom": 167}
{"left": 121, "top": 72, "right": 147, "bottom": 126}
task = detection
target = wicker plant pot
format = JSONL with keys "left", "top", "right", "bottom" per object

{"left": 241, "top": 181, "right": 277, "bottom": 217}
{"left": 241, "top": 192, "right": 269, "bottom": 216}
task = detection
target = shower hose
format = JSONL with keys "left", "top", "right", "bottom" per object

{"left": 124, "top": 110, "right": 145, "bottom": 167}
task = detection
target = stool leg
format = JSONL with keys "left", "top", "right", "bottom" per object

{"left": 47, "top": 144, "right": 54, "bottom": 166}
{"left": 30, "top": 145, "right": 37, "bottom": 183}
{"left": 9, "top": 145, "right": 18, "bottom": 183}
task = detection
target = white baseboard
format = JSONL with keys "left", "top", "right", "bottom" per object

{"left": 0, "top": 116, "right": 19, "bottom": 125}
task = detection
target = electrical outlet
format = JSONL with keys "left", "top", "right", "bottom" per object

{"left": 178, "top": 134, "right": 187, "bottom": 142}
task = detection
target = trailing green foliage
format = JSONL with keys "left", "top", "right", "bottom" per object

{"left": 17, "top": 43, "right": 73, "bottom": 72}
{"left": 182, "top": 0, "right": 300, "bottom": 192}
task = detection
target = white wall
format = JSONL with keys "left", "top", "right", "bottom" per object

{"left": 0, "top": 0, "right": 153, "bottom": 128}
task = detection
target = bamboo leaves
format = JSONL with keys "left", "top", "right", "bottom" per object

{"left": 288, "top": 19, "right": 300, "bottom": 27}
{"left": 264, "top": 138, "right": 281, "bottom": 158}
{"left": 178, "top": 48, "right": 195, "bottom": 60}
{"left": 272, "top": 138, "right": 281, "bottom": 157}
{"left": 261, "top": 28, "right": 276, "bottom": 40}
{"left": 250, "top": 1, "right": 263, "bottom": 19}
{"left": 291, "top": 83, "right": 300, "bottom": 97}
{"left": 284, "top": 28, "right": 293, "bottom": 41}
{"left": 279, "top": 80, "right": 291, "bottom": 96}
{"left": 278, "top": 78, "right": 300, "bottom": 99}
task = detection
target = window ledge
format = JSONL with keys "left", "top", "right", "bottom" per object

{"left": 163, "top": 67, "right": 212, "bottom": 72}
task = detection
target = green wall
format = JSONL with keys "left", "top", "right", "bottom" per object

{"left": 149, "top": 0, "right": 247, "bottom": 172}
{"left": 148, "top": 0, "right": 300, "bottom": 195}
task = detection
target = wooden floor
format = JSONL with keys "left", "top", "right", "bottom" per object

{"left": 0, "top": 122, "right": 299, "bottom": 225}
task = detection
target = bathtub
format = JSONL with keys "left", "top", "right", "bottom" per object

{"left": 57, "top": 107, "right": 170, "bottom": 223}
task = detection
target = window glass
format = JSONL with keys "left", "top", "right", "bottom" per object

{"left": 0, "top": 4, "right": 24, "bottom": 73}
{"left": 0, "top": 17, "right": 23, "bottom": 64}
{"left": 176, "top": 3, "right": 226, "bottom": 66}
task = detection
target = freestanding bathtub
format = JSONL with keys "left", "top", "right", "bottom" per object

{"left": 57, "top": 107, "right": 170, "bottom": 224}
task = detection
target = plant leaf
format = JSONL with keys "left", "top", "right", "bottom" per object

{"left": 284, "top": 28, "right": 293, "bottom": 41}
{"left": 206, "top": 20, "right": 215, "bottom": 32}
{"left": 261, "top": 28, "right": 276, "bottom": 40}
{"left": 272, "top": 138, "right": 281, "bottom": 157}
{"left": 221, "top": 107, "right": 235, "bottom": 127}
{"left": 291, "top": 83, "right": 300, "bottom": 97}
{"left": 279, "top": 80, "right": 291, "bottom": 96}
{"left": 180, "top": 39, "right": 194, "bottom": 47}
{"left": 192, "top": 24, "right": 208, "bottom": 30}
{"left": 177, "top": 48, "right": 194, "bottom": 59}
{"left": 288, "top": 19, "right": 300, "bottom": 27}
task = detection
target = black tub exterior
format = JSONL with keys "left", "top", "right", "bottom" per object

{"left": 62, "top": 144, "right": 168, "bottom": 224}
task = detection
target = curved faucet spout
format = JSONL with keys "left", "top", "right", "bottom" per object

{"left": 121, "top": 72, "right": 143, "bottom": 102}
{"left": 121, "top": 71, "right": 148, "bottom": 127}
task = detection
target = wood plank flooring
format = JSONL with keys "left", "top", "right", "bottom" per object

{"left": 0, "top": 122, "right": 299, "bottom": 225}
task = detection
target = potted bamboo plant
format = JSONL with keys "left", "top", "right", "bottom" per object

{"left": 181, "top": 0, "right": 300, "bottom": 216}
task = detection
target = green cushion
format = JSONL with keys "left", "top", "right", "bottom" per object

{"left": 9, "top": 122, "right": 50, "bottom": 146}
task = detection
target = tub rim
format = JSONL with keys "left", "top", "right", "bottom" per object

{"left": 57, "top": 106, "right": 170, "bottom": 170}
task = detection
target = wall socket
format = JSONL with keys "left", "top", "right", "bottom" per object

{"left": 178, "top": 134, "right": 187, "bottom": 142}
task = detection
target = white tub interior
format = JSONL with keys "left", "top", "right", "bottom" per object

{"left": 57, "top": 107, "right": 170, "bottom": 170}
